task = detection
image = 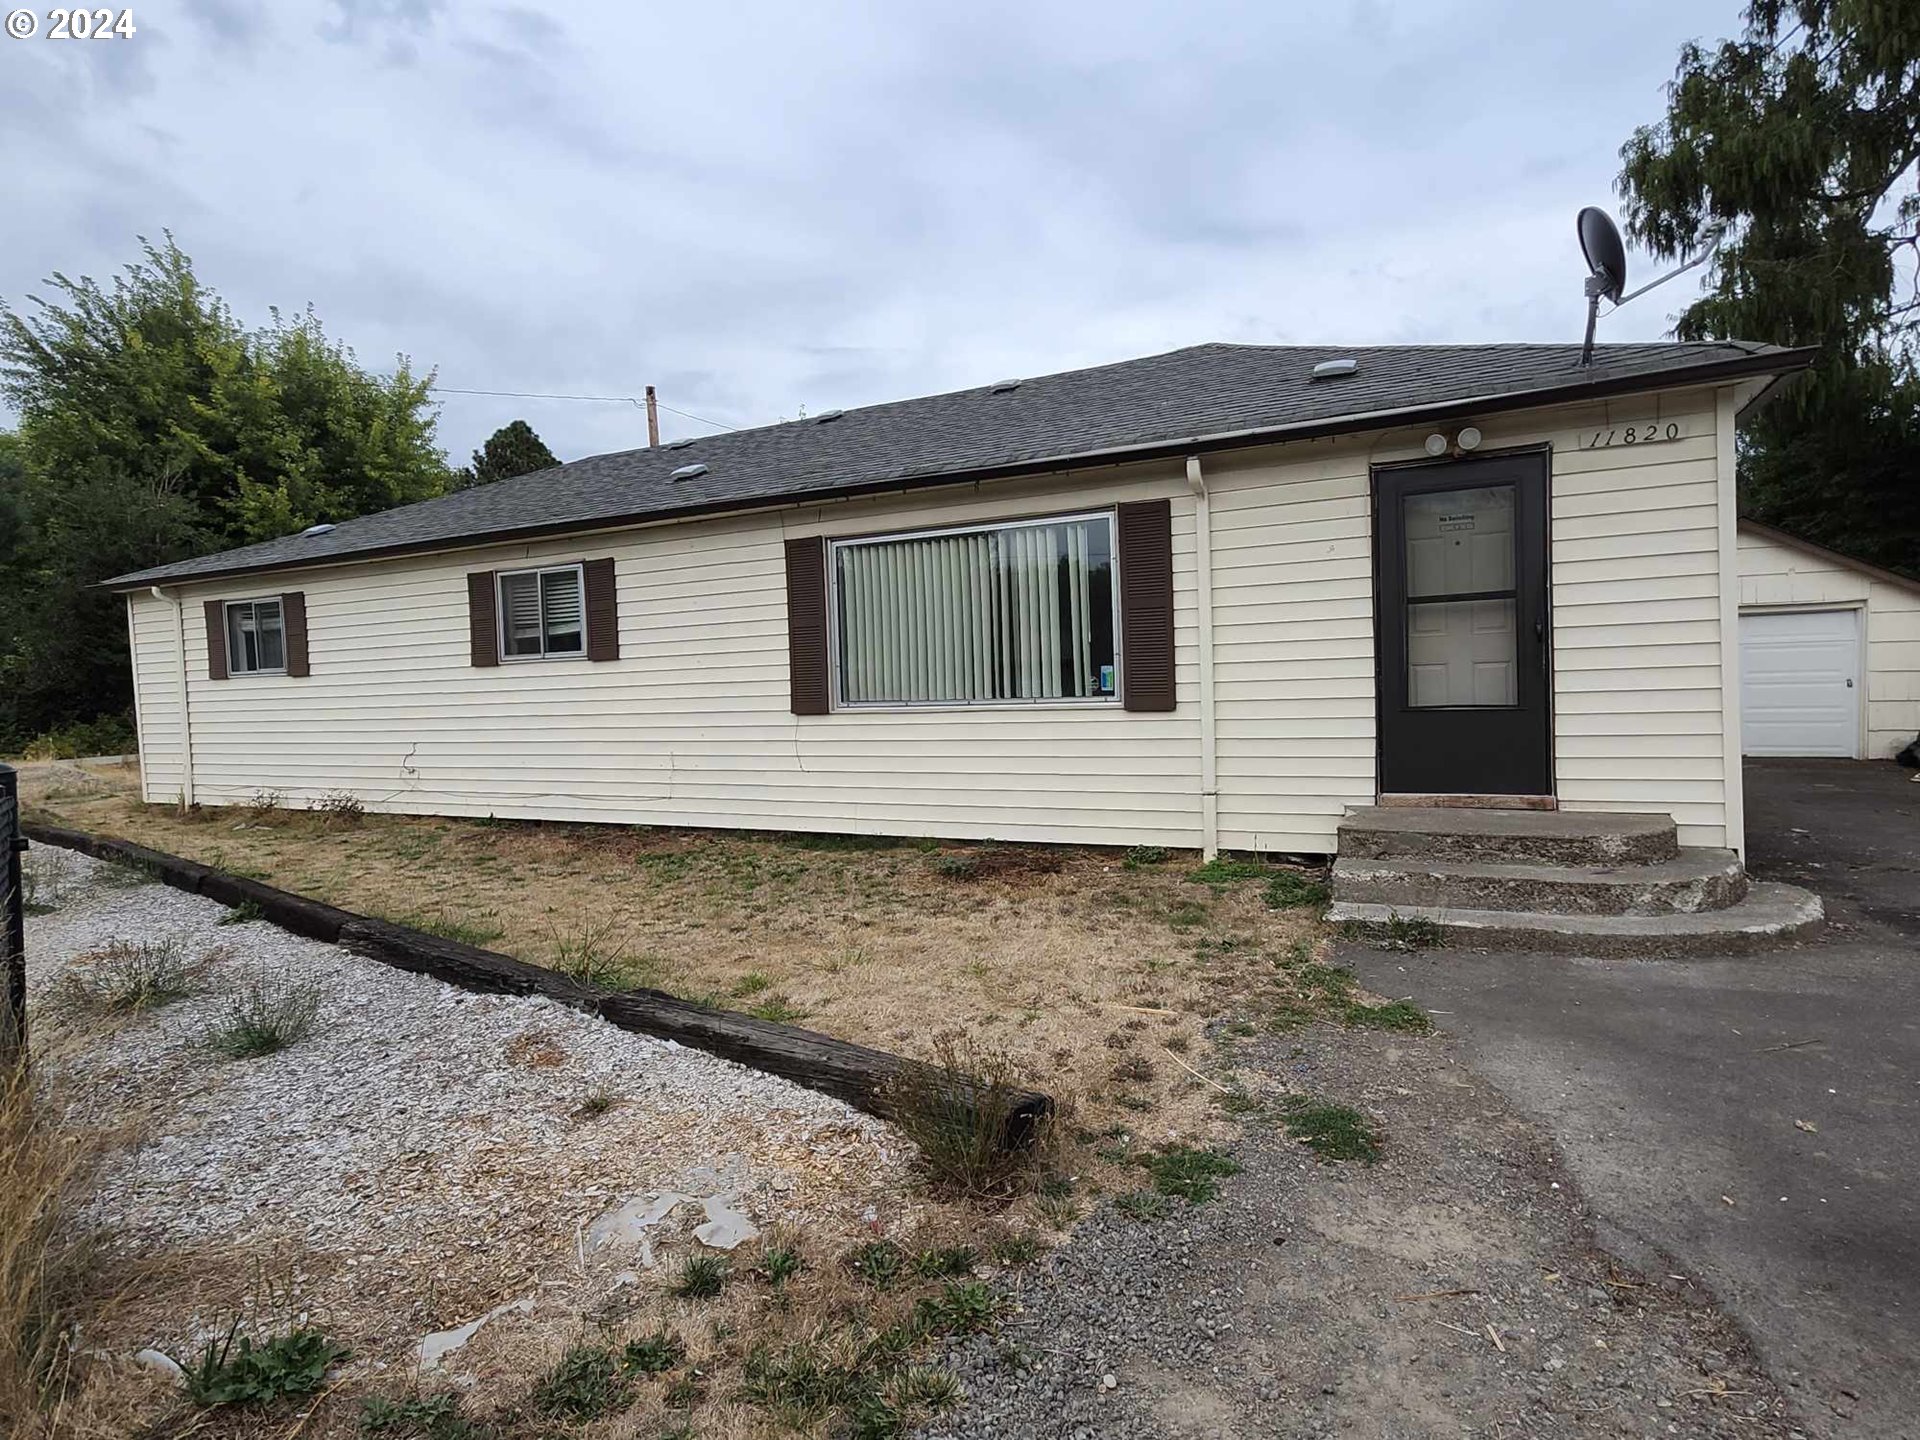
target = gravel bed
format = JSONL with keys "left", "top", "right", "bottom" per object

{"left": 925, "top": 1026, "right": 1808, "bottom": 1440}
{"left": 23, "top": 846, "right": 909, "bottom": 1350}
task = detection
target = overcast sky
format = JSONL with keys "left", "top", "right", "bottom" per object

{"left": 3, "top": 0, "right": 1743, "bottom": 464}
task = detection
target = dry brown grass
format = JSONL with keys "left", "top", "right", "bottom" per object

{"left": 24, "top": 764, "right": 1330, "bottom": 1183}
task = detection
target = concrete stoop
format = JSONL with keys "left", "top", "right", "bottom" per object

{"left": 1327, "top": 807, "right": 1824, "bottom": 957}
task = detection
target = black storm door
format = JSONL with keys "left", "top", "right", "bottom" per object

{"left": 1375, "top": 453, "right": 1551, "bottom": 796}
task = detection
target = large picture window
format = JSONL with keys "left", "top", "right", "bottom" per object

{"left": 224, "top": 598, "right": 286, "bottom": 676}
{"left": 832, "top": 513, "right": 1117, "bottom": 707}
{"left": 497, "top": 564, "right": 585, "bottom": 660}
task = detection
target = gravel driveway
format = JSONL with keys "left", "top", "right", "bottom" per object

{"left": 929, "top": 1024, "right": 1801, "bottom": 1440}
{"left": 24, "top": 845, "right": 908, "bottom": 1364}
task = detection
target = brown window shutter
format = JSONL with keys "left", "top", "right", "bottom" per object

{"left": 204, "top": 600, "right": 229, "bottom": 681}
{"left": 1117, "top": 499, "right": 1175, "bottom": 712}
{"left": 467, "top": 571, "right": 500, "bottom": 667}
{"left": 583, "top": 558, "right": 619, "bottom": 661}
{"left": 785, "top": 536, "right": 830, "bottom": 715}
{"left": 280, "top": 592, "right": 310, "bottom": 677}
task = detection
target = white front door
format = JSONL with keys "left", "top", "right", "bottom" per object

{"left": 1740, "top": 608, "right": 1861, "bottom": 757}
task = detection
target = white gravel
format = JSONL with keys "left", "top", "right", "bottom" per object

{"left": 23, "top": 846, "right": 909, "bottom": 1346}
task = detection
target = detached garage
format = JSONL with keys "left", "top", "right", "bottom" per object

{"left": 1737, "top": 520, "right": 1920, "bottom": 759}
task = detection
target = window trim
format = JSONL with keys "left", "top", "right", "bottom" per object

{"left": 826, "top": 508, "right": 1124, "bottom": 713}
{"left": 222, "top": 596, "right": 288, "bottom": 677}
{"left": 495, "top": 562, "right": 589, "bottom": 663}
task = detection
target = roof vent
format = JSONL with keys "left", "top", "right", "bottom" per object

{"left": 666, "top": 437, "right": 696, "bottom": 450}
{"left": 299, "top": 522, "right": 336, "bottom": 537}
{"left": 670, "top": 463, "right": 708, "bottom": 482}
{"left": 815, "top": 409, "right": 844, "bottom": 423}
{"left": 1311, "top": 358, "right": 1359, "bottom": 380}
{"left": 989, "top": 378, "right": 1021, "bottom": 394}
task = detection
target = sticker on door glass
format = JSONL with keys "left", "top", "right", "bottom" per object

{"left": 1439, "top": 513, "right": 1476, "bottom": 532}
{"left": 1099, "top": 664, "right": 1115, "bottom": 694}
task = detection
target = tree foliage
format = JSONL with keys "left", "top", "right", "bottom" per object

{"left": 456, "top": 418, "right": 560, "bottom": 489}
{"left": 0, "top": 236, "right": 451, "bottom": 747}
{"left": 1618, "top": 0, "right": 1920, "bottom": 575}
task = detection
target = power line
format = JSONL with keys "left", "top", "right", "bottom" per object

{"left": 430, "top": 385, "right": 738, "bottom": 432}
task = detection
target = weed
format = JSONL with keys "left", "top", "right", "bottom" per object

{"left": 529, "top": 1344, "right": 630, "bottom": 1420}
{"left": 245, "top": 788, "right": 287, "bottom": 822}
{"left": 745, "top": 994, "right": 810, "bottom": 1024}
{"left": 94, "top": 859, "right": 155, "bottom": 889}
{"left": 757, "top": 1245, "right": 803, "bottom": 1287}
{"left": 880, "top": 1031, "right": 1049, "bottom": 1198}
{"left": 1264, "top": 871, "right": 1331, "bottom": 909}
{"left": 1165, "top": 899, "right": 1210, "bottom": 929}
{"left": 1188, "top": 857, "right": 1269, "bottom": 885}
{"left": 1211, "top": 1089, "right": 1264, "bottom": 1117}
{"left": 1121, "top": 845, "right": 1169, "bottom": 870}
{"left": 387, "top": 909, "right": 506, "bottom": 948}
{"left": 847, "top": 1240, "right": 905, "bottom": 1289}
{"left": 216, "top": 900, "right": 266, "bottom": 926}
{"left": 571, "top": 1087, "right": 620, "bottom": 1120}
{"left": 19, "top": 849, "right": 73, "bottom": 914}
{"left": 1113, "top": 1190, "right": 1170, "bottom": 1221}
{"left": 931, "top": 853, "right": 979, "bottom": 880}
{"left": 729, "top": 971, "right": 773, "bottom": 997}
{"left": 662, "top": 1373, "right": 702, "bottom": 1408}
{"left": 1036, "top": 1188, "right": 1081, "bottom": 1228}
{"left": 909, "top": 1245, "right": 978, "bottom": 1279}
{"left": 312, "top": 790, "right": 366, "bottom": 824}
{"left": 670, "top": 1254, "right": 730, "bottom": 1299}
{"left": 913, "top": 1280, "right": 1002, "bottom": 1336}
{"left": 57, "top": 938, "right": 200, "bottom": 1013}
{"left": 204, "top": 968, "right": 323, "bottom": 1059}
{"left": 1377, "top": 912, "right": 1445, "bottom": 952}
{"left": 1111, "top": 1055, "right": 1155, "bottom": 1084}
{"left": 359, "top": 1392, "right": 478, "bottom": 1437}
{"left": 739, "top": 1339, "right": 868, "bottom": 1419}
{"left": 548, "top": 916, "right": 631, "bottom": 985}
{"left": 1345, "top": 998, "right": 1433, "bottom": 1033}
{"left": 179, "top": 1322, "right": 347, "bottom": 1406}
{"left": 619, "top": 1330, "right": 687, "bottom": 1375}
{"left": 1143, "top": 1145, "right": 1242, "bottom": 1204}
{"left": 1282, "top": 1098, "right": 1384, "bottom": 1163}
{"left": 991, "top": 1232, "right": 1043, "bottom": 1265}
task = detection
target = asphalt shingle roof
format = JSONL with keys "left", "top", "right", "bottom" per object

{"left": 107, "top": 339, "right": 1804, "bottom": 588}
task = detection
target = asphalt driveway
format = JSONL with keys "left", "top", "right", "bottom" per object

{"left": 1343, "top": 759, "right": 1920, "bottom": 1439}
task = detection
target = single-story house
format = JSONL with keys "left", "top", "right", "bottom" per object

{"left": 1736, "top": 519, "right": 1920, "bottom": 759}
{"left": 108, "top": 340, "right": 1816, "bottom": 861}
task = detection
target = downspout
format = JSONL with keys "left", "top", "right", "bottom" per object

{"left": 152, "top": 586, "right": 195, "bottom": 809}
{"left": 1186, "top": 456, "right": 1218, "bottom": 860}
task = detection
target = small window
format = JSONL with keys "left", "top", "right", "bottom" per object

{"left": 497, "top": 565, "right": 585, "bottom": 660}
{"left": 224, "top": 598, "right": 286, "bottom": 676}
{"left": 831, "top": 512, "right": 1118, "bottom": 707}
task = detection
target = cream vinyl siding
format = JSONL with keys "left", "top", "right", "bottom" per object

{"left": 1737, "top": 525, "right": 1920, "bottom": 758}
{"left": 130, "top": 470, "right": 1199, "bottom": 848}
{"left": 125, "top": 383, "right": 1740, "bottom": 852}
{"left": 128, "top": 593, "right": 187, "bottom": 804}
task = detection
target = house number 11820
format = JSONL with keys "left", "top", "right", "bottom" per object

{"left": 1580, "top": 421, "right": 1683, "bottom": 450}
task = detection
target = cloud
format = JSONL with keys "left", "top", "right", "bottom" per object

{"left": 2, "top": 0, "right": 1738, "bottom": 467}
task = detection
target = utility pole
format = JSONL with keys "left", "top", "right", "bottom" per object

{"left": 644, "top": 386, "right": 660, "bottom": 448}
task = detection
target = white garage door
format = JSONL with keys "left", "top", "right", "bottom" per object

{"left": 1740, "top": 608, "right": 1861, "bottom": 757}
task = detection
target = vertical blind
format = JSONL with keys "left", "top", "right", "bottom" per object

{"left": 500, "top": 567, "right": 584, "bottom": 657}
{"left": 834, "top": 514, "right": 1116, "bottom": 705}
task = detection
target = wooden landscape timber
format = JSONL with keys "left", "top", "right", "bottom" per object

{"left": 20, "top": 820, "right": 1053, "bottom": 1148}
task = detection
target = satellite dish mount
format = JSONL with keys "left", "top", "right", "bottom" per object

{"left": 1576, "top": 206, "right": 1726, "bottom": 366}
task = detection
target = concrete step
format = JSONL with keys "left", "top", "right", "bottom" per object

{"left": 1330, "top": 848, "right": 1747, "bottom": 917}
{"left": 1327, "top": 881, "right": 1824, "bottom": 958}
{"left": 1337, "top": 806, "right": 1679, "bottom": 867}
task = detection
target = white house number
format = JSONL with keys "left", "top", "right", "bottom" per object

{"left": 1579, "top": 421, "right": 1684, "bottom": 450}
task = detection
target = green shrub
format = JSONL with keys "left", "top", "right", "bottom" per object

{"left": 14, "top": 714, "right": 137, "bottom": 761}
{"left": 178, "top": 1324, "right": 347, "bottom": 1407}
{"left": 1121, "top": 845, "right": 1169, "bottom": 869}
{"left": 879, "top": 1032, "right": 1048, "bottom": 1198}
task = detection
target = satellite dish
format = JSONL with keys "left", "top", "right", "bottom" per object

{"left": 1573, "top": 205, "right": 1726, "bottom": 366}
{"left": 1577, "top": 207, "right": 1627, "bottom": 303}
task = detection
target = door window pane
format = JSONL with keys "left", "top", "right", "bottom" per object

{"left": 1404, "top": 484, "right": 1518, "bottom": 708}
{"left": 1404, "top": 485, "right": 1514, "bottom": 597}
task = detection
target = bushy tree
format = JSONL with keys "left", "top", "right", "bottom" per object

{"left": 1618, "top": 0, "right": 1919, "bottom": 576}
{"left": 0, "top": 236, "right": 452, "bottom": 746}
{"left": 456, "top": 418, "right": 560, "bottom": 489}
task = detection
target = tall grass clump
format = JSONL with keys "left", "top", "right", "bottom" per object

{"left": 880, "top": 1032, "right": 1050, "bottom": 1199}
{"left": 56, "top": 938, "right": 201, "bottom": 1014}
{"left": 205, "top": 969, "right": 323, "bottom": 1059}
{"left": 0, "top": 1062, "right": 93, "bottom": 1437}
